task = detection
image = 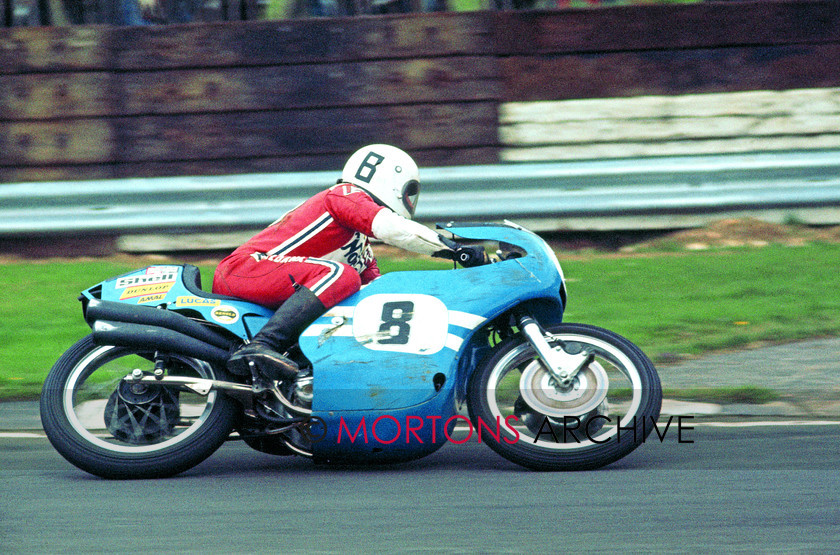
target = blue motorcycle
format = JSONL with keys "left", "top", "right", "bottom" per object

{"left": 40, "top": 221, "right": 662, "bottom": 478}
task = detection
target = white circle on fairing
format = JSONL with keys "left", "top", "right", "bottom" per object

{"left": 211, "top": 305, "right": 240, "bottom": 324}
{"left": 353, "top": 294, "right": 448, "bottom": 354}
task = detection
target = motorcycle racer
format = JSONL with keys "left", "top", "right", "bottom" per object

{"left": 213, "top": 144, "right": 486, "bottom": 383}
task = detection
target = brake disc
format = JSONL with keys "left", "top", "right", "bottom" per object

{"left": 518, "top": 359, "right": 609, "bottom": 418}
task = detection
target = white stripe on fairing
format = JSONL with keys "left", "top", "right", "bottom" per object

{"left": 448, "top": 311, "right": 486, "bottom": 330}
{"left": 445, "top": 334, "right": 463, "bottom": 351}
{"left": 301, "top": 326, "right": 465, "bottom": 353}
{"left": 323, "top": 307, "right": 483, "bottom": 326}
{"left": 266, "top": 212, "right": 333, "bottom": 256}
{"left": 300, "top": 306, "right": 480, "bottom": 353}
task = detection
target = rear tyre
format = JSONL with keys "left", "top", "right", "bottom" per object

{"left": 40, "top": 335, "right": 239, "bottom": 479}
{"left": 467, "top": 323, "right": 661, "bottom": 471}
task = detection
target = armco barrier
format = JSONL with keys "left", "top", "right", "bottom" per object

{"left": 2, "top": 150, "right": 840, "bottom": 236}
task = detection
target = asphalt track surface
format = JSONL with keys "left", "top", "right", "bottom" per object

{"left": 3, "top": 423, "right": 840, "bottom": 553}
{"left": 3, "top": 338, "right": 839, "bottom": 552}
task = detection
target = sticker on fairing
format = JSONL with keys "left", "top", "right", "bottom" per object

{"left": 115, "top": 270, "right": 177, "bottom": 289}
{"left": 144, "top": 265, "right": 181, "bottom": 274}
{"left": 353, "top": 294, "right": 448, "bottom": 354}
{"left": 120, "top": 282, "right": 174, "bottom": 300}
{"left": 175, "top": 296, "right": 221, "bottom": 307}
{"left": 211, "top": 305, "right": 240, "bottom": 325}
{"left": 138, "top": 293, "right": 167, "bottom": 304}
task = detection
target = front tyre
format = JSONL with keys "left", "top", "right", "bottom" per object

{"left": 40, "top": 335, "right": 239, "bottom": 479}
{"left": 467, "top": 323, "right": 661, "bottom": 471}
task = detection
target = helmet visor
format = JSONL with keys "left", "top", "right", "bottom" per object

{"left": 402, "top": 180, "right": 420, "bottom": 217}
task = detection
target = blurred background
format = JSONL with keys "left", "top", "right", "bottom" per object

{"left": 1, "top": 0, "right": 839, "bottom": 258}
{"left": 3, "top": 0, "right": 697, "bottom": 27}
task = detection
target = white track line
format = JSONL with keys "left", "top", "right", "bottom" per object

{"left": 4, "top": 420, "right": 840, "bottom": 440}
{"left": 692, "top": 420, "right": 840, "bottom": 427}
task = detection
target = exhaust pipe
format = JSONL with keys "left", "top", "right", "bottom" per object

{"left": 85, "top": 299, "right": 234, "bottom": 351}
{"left": 92, "top": 320, "right": 230, "bottom": 365}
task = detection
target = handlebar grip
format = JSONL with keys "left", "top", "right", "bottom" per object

{"left": 434, "top": 235, "right": 488, "bottom": 267}
{"left": 437, "top": 234, "right": 460, "bottom": 251}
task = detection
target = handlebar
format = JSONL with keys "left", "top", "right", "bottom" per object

{"left": 434, "top": 235, "right": 489, "bottom": 268}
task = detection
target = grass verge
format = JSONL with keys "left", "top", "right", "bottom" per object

{"left": 662, "top": 386, "right": 781, "bottom": 405}
{"left": 1, "top": 242, "right": 839, "bottom": 400}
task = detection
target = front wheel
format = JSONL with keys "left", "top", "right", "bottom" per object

{"left": 467, "top": 323, "right": 662, "bottom": 471}
{"left": 40, "top": 335, "right": 240, "bottom": 479}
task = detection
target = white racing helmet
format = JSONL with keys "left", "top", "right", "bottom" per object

{"left": 341, "top": 144, "right": 420, "bottom": 219}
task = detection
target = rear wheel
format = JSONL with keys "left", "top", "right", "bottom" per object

{"left": 467, "top": 323, "right": 661, "bottom": 471}
{"left": 40, "top": 335, "right": 239, "bottom": 479}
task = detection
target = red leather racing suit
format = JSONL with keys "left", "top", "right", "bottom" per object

{"left": 212, "top": 183, "right": 445, "bottom": 309}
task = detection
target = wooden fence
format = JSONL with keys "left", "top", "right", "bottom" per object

{"left": 1, "top": 0, "right": 839, "bottom": 183}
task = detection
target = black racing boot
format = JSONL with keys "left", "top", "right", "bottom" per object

{"left": 227, "top": 286, "right": 326, "bottom": 382}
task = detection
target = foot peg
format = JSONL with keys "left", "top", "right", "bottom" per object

{"left": 227, "top": 343, "right": 300, "bottom": 382}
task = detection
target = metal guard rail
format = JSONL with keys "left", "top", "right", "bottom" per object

{"left": 2, "top": 150, "right": 839, "bottom": 235}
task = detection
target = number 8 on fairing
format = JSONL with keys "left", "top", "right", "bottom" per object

{"left": 352, "top": 294, "right": 449, "bottom": 355}
{"left": 354, "top": 152, "right": 384, "bottom": 184}
{"left": 378, "top": 301, "right": 413, "bottom": 344}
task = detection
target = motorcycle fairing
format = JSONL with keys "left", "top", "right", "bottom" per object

{"left": 301, "top": 224, "right": 566, "bottom": 461}
{"left": 300, "top": 225, "right": 565, "bottom": 402}
{"left": 80, "top": 264, "right": 273, "bottom": 339}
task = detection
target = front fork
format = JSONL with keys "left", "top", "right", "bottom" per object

{"left": 516, "top": 311, "right": 593, "bottom": 387}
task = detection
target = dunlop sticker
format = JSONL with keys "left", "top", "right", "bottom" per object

{"left": 211, "top": 305, "right": 240, "bottom": 325}
{"left": 120, "top": 282, "right": 174, "bottom": 300}
{"left": 175, "top": 296, "right": 221, "bottom": 307}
